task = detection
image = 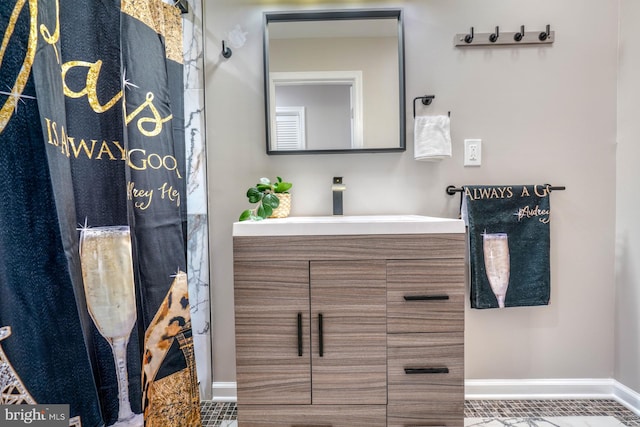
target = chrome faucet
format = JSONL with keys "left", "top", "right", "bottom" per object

{"left": 332, "top": 177, "right": 346, "bottom": 215}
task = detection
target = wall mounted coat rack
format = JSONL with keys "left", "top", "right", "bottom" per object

{"left": 454, "top": 24, "right": 554, "bottom": 47}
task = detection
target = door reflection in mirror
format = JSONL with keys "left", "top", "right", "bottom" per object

{"left": 270, "top": 71, "right": 363, "bottom": 151}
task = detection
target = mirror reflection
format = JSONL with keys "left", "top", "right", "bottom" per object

{"left": 264, "top": 10, "right": 405, "bottom": 154}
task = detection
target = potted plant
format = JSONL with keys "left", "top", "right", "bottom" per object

{"left": 239, "top": 176, "right": 293, "bottom": 221}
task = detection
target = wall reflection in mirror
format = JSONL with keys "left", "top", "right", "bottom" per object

{"left": 264, "top": 9, "right": 405, "bottom": 154}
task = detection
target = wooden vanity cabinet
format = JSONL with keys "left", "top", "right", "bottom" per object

{"left": 233, "top": 234, "right": 465, "bottom": 427}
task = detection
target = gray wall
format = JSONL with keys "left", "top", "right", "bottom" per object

{"left": 205, "top": 0, "right": 621, "bottom": 391}
{"left": 616, "top": 0, "right": 640, "bottom": 395}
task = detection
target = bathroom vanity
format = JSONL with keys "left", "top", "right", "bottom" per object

{"left": 232, "top": 215, "right": 466, "bottom": 427}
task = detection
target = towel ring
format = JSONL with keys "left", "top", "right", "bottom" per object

{"left": 413, "top": 95, "right": 435, "bottom": 118}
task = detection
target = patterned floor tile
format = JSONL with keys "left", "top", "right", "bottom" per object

{"left": 200, "top": 399, "right": 640, "bottom": 427}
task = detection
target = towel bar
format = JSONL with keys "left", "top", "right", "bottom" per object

{"left": 446, "top": 184, "right": 566, "bottom": 196}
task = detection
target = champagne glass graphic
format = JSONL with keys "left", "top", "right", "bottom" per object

{"left": 79, "top": 226, "right": 142, "bottom": 426}
{"left": 482, "top": 233, "right": 510, "bottom": 308}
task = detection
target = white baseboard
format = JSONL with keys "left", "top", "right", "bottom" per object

{"left": 466, "top": 378, "right": 640, "bottom": 415}
{"left": 213, "top": 378, "right": 640, "bottom": 414}
{"left": 464, "top": 378, "right": 615, "bottom": 400}
{"left": 211, "top": 382, "right": 237, "bottom": 402}
{"left": 613, "top": 380, "right": 640, "bottom": 416}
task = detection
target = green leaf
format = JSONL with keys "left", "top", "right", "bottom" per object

{"left": 256, "top": 183, "right": 272, "bottom": 192}
{"left": 256, "top": 204, "right": 267, "bottom": 219}
{"left": 262, "top": 204, "right": 274, "bottom": 218}
{"left": 274, "top": 182, "right": 292, "bottom": 193}
{"left": 263, "top": 193, "right": 280, "bottom": 209}
{"left": 247, "top": 187, "right": 262, "bottom": 203}
{"left": 239, "top": 210, "right": 252, "bottom": 221}
{"left": 276, "top": 176, "right": 283, "bottom": 183}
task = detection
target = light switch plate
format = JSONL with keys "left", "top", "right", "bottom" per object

{"left": 464, "top": 139, "right": 482, "bottom": 166}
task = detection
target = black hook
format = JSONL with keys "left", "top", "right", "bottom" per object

{"left": 514, "top": 25, "right": 525, "bottom": 42}
{"left": 464, "top": 27, "right": 474, "bottom": 44}
{"left": 539, "top": 24, "right": 551, "bottom": 41}
{"left": 489, "top": 26, "right": 500, "bottom": 43}
{"left": 222, "top": 40, "right": 232, "bottom": 59}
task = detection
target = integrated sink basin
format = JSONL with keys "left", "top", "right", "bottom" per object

{"left": 232, "top": 214, "right": 465, "bottom": 236}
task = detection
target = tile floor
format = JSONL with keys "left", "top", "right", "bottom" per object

{"left": 200, "top": 400, "right": 640, "bottom": 426}
{"left": 466, "top": 400, "right": 640, "bottom": 426}
{"left": 201, "top": 402, "right": 236, "bottom": 426}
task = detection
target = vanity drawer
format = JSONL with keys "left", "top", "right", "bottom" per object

{"left": 388, "top": 332, "right": 463, "bottom": 392}
{"left": 387, "top": 259, "right": 465, "bottom": 333}
{"left": 237, "top": 404, "right": 386, "bottom": 426}
{"left": 387, "top": 332, "right": 463, "bottom": 423}
{"left": 387, "top": 332, "right": 464, "bottom": 427}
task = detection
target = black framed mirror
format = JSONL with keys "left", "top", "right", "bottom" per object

{"left": 263, "top": 9, "right": 405, "bottom": 155}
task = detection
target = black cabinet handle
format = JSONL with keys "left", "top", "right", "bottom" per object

{"left": 404, "top": 295, "right": 449, "bottom": 301}
{"left": 318, "top": 313, "right": 324, "bottom": 357}
{"left": 297, "top": 312, "right": 303, "bottom": 357}
{"left": 404, "top": 367, "right": 449, "bottom": 374}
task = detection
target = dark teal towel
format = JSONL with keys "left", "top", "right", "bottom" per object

{"left": 462, "top": 185, "right": 551, "bottom": 309}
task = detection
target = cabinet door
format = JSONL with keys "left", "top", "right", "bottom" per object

{"left": 309, "top": 261, "right": 387, "bottom": 405}
{"left": 234, "top": 261, "right": 311, "bottom": 405}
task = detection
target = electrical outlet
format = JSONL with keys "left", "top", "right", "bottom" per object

{"left": 464, "top": 139, "right": 482, "bottom": 166}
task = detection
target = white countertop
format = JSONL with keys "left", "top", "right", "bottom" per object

{"left": 232, "top": 215, "right": 466, "bottom": 237}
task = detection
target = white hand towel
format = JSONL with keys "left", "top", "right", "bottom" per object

{"left": 414, "top": 115, "right": 452, "bottom": 161}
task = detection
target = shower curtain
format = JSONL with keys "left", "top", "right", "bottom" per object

{"left": 0, "top": 0, "right": 200, "bottom": 426}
